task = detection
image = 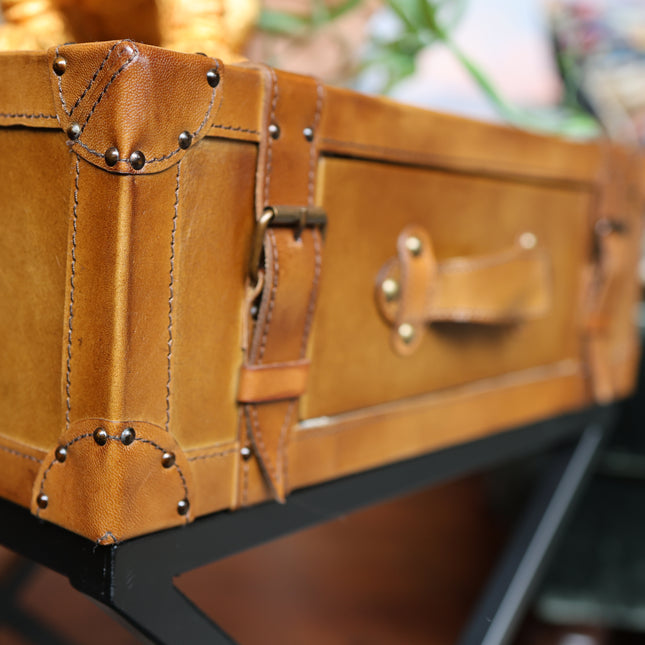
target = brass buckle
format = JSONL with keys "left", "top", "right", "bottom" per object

{"left": 249, "top": 206, "right": 327, "bottom": 286}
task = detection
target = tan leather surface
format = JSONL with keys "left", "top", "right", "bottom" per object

{"left": 238, "top": 361, "right": 311, "bottom": 403}
{"left": 31, "top": 419, "right": 194, "bottom": 543}
{"left": 304, "top": 156, "right": 594, "bottom": 419}
{"left": 0, "top": 40, "right": 641, "bottom": 541}
{"left": 375, "top": 226, "right": 551, "bottom": 355}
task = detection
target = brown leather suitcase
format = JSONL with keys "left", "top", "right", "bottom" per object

{"left": 0, "top": 40, "right": 642, "bottom": 543}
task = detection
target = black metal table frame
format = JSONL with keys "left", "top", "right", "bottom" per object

{"left": 0, "top": 403, "right": 618, "bottom": 645}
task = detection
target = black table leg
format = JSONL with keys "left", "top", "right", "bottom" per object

{"left": 458, "top": 424, "right": 606, "bottom": 645}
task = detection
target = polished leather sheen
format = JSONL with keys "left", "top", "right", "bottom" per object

{"left": 0, "top": 41, "right": 642, "bottom": 542}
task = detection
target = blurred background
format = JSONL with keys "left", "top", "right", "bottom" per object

{"left": 2, "top": 1, "right": 645, "bottom": 644}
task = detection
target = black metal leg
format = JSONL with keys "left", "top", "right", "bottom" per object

{"left": 458, "top": 424, "right": 606, "bottom": 645}
{"left": 0, "top": 405, "right": 618, "bottom": 645}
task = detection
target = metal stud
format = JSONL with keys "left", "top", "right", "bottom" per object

{"left": 129, "top": 150, "right": 145, "bottom": 170}
{"left": 66, "top": 122, "right": 81, "bottom": 140}
{"left": 381, "top": 278, "right": 400, "bottom": 302}
{"left": 178, "top": 131, "right": 193, "bottom": 150}
{"left": 177, "top": 499, "right": 190, "bottom": 516}
{"left": 120, "top": 427, "right": 135, "bottom": 445}
{"left": 398, "top": 323, "right": 416, "bottom": 344}
{"left": 405, "top": 236, "right": 423, "bottom": 256}
{"left": 206, "top": 68, "right": 220, "bottom": 88}
{"left": 240, "top": 446, "right": 252, "bottom": 461}
{"left": 37, "top": 494, "right": 49, "bottom": 509}
{"left": 268, "top": 123, "right": 280, "bottom": 140}
{"left": 93, "top": 427, "right": 108, "bottom": 446}
{"left": 52, "top": 56, "right": 67, "bottom": 75}
{"left": 54, "top": 446, "right": 67, "bottom": 463}
{"left": 519, "top": 232, "right": 537, "bottom": 250}
{"left": 303, "top": 127, "right": 314, "bottom": 142}
{"left": 104, "top": 147, "right": 119, "bottom": 167}
{"left": 161, "top": 452, "right": 176, "bottom": 469}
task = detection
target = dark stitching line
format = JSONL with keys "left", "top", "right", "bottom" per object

{"left": 36, "top": 431, "right": 93, "bottom": 517}
{"left": 145, "top": 60, "right": 220, "bottom": 164}
{"left": 263, "top": 67, "right": 279, "bottom": 206}
{"left": 69, "top": 41, "right": 124, "bottom": 117}
{"left": 246, "top": 406, "right": 279, "bottom": 483}
{"left": 0, "top": 444, "right": 42, "bottom": 464}
{"left": 55, "top": 45, "right": 70, "bottom": 116}
{"left": 65, "top": 157, "right": 80, "bottom": 430}
{"left": 37, "top": 433, "right": 190, "bottom": 519}
{"left": 0, "top": 113, "right": 57, "bottom": 119}
{"left": 165, "top": 164, "right": 180, "bottom": 433}
{"left": 277, "top": 401, "right": 296, "bottom": 492}
{"left": 211, "top": 123, "right": 260, "bottom": 135}
{"left": 71, "top": 58, "right": 221, "bottom": 167}
{"left": 308, "top": 81, "right": 324, "bottom": 206}
{"left": 187, "top": 448, "right": 237, "bottom": 462}
{"left": 78, "top": 43, "right": 139, "bottom": 136}
{"left": 258, "top": 229, "right": 279, "bottom": 362}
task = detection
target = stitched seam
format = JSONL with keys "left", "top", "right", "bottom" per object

{"left": 300, "top": 229, "right": 323, "bottom": 357}
{"left": 278, "top": 401, "right": 296, "bottom": 492}
{"left": 308, "top": 81, "right": 324, "bottom": 206}
{"left": 187, "top": 448, "right": 237, "bottom": 462}
{"left": 211, "top": 123, "right": 260, "bottom": 135}
{"left": 69, "top": 41, "right": 124, "bottom": 116}
{"left": 258, "top": 229, "right": 279, "bottom": 362}
{"left": 65, "top": 157, "right": 80, "bottom": 430}
{"left": 0, "top": 444, "right": 42, "bottom": 463}
{"left": 320, "top": 137, "right": 580, "bottom": 182}
{"left": 71, "top": 58, "right": 220, "bottom": 166}
{"left": 78, "top": 44, "right": 139, "bottom": 136}
{"left": 243, "top": 359, "right": 309, "bottom": 371}
{"left": 37, "top": 434, "right": 190, "bottom": 519}
{"left": 55, "top": 45, "right": 71, "bottom": 116}
{"left": 263, "top": 68, "right": 279, "bottom": 206}
{"left": 247, "top": 406, "right": 278, "bottom": 482}
{"left": 0, "top": 112, "right": 57, "bottom": 119}
{"left": 165, "top": 163, "right": 180, "bottom": 433}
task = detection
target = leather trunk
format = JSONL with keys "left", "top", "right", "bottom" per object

{"left": 0, "top": 40, "right": 642, "bottom": 543}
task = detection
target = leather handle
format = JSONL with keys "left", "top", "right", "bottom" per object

{"left": 376, "top": 226, "right": 552, "bottom": 354}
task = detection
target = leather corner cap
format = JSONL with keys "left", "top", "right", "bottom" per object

{"left": 30, "top": 419, "right": 195, "bottom": 543}
{"left": 47, "top": 40, "right": 224, "bottom": 175}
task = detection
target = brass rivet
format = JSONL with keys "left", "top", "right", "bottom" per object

{"left": 54, "top": 446, "right": 67, "bottom": 463}
{"left": 161, "top": 452, "right": 175, "bottom": 468}
{"left": 104, "top": 147, "right": 119, "bottom": 167}
{"left": 52, "top": 56, "right": 67, "bottom": 75}
{"left": 66, "top": 122, "right": 81, "bottom": 140}
{"left": 93, "top": 427, "right": 108, "bottom": 446}
{"left": 129, "top": 150, "right": 145, "bottom": 170}
{"left": 303, "top": 127, "right": 314, "bottom": 142}
{"left": 405, "top": 236, "right": 422, "bottom": 256}
{"left": 37, "top": 494, "right": 49, "bottom": 509}
{"left": 177, "top": 499, "right": 190, "bottom": 516}
{"left": 268, "top": 123, "right": 280, "bottom": 139}
{"left": 178, "top": 131, "right": 193, "bottom": 149}
{"left": 206, "top": 68, "right": 220, "bottom": 88}
{"left": 120, "top": 427, "right": 135, "bottom": 445}
{"left": 519, "top": 232, "right": 537, "bottom": 249}
{"left": 240, "top": 446, "right": 252, "bottom": 461}
{"left": 382, "top": 278, "right": 400, "bottom": 302}
{"left": 398, "top": 323, "right": 416, "bottom": 344}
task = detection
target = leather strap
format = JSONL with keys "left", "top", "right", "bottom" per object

{"left": 376, "top": 225, "right": 552, "bottom": 355}
{"left": 238, "top": 67, "right": 325, "bottom": 502}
